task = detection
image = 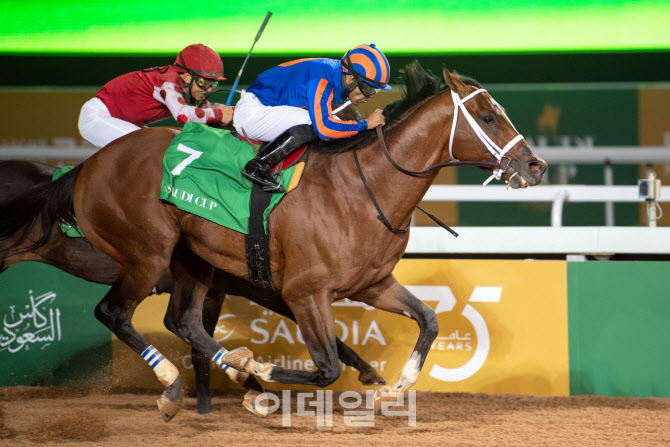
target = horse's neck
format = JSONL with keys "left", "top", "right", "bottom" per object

{"left": 354, "top": 95, "right": 451, "bottom": 223}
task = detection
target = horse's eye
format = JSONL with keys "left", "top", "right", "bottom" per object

{"left": 483, "top": 115, "right": 495, "bottom": 124}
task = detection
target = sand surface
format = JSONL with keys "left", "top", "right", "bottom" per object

{"left": 1, "top": 387, "right": 669, "bottom": 446}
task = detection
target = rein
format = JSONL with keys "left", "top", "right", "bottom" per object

{"left": 353, "top": 147, "right": 409, "bottom": 233}
{"left": 375, "top": 126, "right": 496, "bottom": 176}
{"left": 354, "top": 87, "right": 525, "bottom": 235}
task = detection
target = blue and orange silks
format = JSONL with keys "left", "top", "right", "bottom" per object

{"left": 245, "top": 58, "right": 367, "bottom": 140}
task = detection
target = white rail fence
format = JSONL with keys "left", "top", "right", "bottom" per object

{"left": 1, "top": 145, "right": 670, "bottom": 164}
{"left": 2, "top": 145, "right": 670, "bottom": 256}
{"left": 422, "top": 184, "right": 670, "bottom": 227}
{"left": 405, "top": 226, "right": 670, "bottom": 256}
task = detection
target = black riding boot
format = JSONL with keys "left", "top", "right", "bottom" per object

{"left": 242, "top": 124, "right": 316, "bottom": 193}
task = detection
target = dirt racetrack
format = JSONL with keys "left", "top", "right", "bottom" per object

{"left": 1, "top": 386, "right": 669, "bottom": 446}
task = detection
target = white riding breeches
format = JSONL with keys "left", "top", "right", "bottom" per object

{"left": 233, "top": 91, "right": 312, "bottom": 142}
{"left": 78, "top": 97, "right": 141, "bottom": 148}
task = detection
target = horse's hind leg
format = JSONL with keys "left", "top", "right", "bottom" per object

{"left": 95, "top": 269, "right": 184, "bottom": 422}
{"left": 351, "top": 274, "right": 438, "bottom": 409}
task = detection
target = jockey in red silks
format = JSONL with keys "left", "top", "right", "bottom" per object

{"left": 234, "top": 44, "right": 392, "bottom": 193}
{"left": 78, "top": 44, "right": 233, "bottom": 148}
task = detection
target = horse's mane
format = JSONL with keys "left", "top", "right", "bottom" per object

{"left": 310, "top": 60, "right": 481, "bottom": 155}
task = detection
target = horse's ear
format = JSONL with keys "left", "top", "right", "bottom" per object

{"left": 443, "top": 66, "right": 465, "bottom": 93}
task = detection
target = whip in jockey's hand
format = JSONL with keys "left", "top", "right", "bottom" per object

{"left": 216, "top": 104, "right": 234, "bottom": 126}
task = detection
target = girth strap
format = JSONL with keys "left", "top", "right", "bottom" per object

{"left": 245, "top": 179, "right": 277, "bottom": 290}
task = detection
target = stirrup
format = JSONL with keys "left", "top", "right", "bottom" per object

{"left": 263, "top": 171, "right": 284, "bottom": 193}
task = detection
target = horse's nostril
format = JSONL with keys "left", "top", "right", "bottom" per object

{"left": 529, "top": 161, "right": 542, "bottom": 172}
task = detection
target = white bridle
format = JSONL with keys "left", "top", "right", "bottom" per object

{"left": 448, "top": 89, "right": 525, "bottom": 185}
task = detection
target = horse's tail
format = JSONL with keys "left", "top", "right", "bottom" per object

{"left": 0, "top": 164, "right": 82, "bottom": 254}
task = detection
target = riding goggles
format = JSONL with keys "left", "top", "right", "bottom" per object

{"left": 193, "top": 75, "right": 218, "bottom": 90}
{"left": 358, "top": 81, "right": 379, "bottom": 98}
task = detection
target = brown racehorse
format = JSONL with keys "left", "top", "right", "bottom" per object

{"left": 0, "top": 62, "right": 547, "bottom": 421}
{"left": 0, "top": 160, "right": 384, "bottom": 416}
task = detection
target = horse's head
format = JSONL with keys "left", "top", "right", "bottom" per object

{"left": 443, "top": 67, "right": 547, "bottom": 189}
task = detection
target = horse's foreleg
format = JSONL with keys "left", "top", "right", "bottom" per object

{"left": 211, "top": 271, "right": 384, "bottom": 386}
{"left": 190, "top": 290, "right": 221, "bottom": 415}
{"left": 165, "top": 243, "right": 267, "bottom": 416}
{"left": 95, "top": 269, "right": 183, "bottom": 422}
{"left": 245, "top": 294, "right": 341, "bottom": 387}
{"left": 351, "top": 275, "right": 438, "bottom": 409}
{"left": 190, "top": 289, "right": 266, "bottom": 416}
{"left": 335, "top": 339, "right": 385, "bottom": 385}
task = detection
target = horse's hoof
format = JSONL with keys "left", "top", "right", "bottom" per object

{"left": 222, "top": 347, "right": 254, "bottom": 370}
{"left": 358, "top": 368, "right": 386, "bottom": 386}
{"left": 373, "top": 385, "right": 399, "bottom": 414}
{"left": 242, "top": 390, "right": 269, "bottom": 418}
{"left": 157, "top": 395, "right": 182, "bottom": 422}
{"left": 196, "top": 398, "right": 213, "bottom": 415}
{"left": 244, "top": 360, "right": 275, "bottom": 381}
{"left": 157, "top": 376, "right": 183, "bottom": 422}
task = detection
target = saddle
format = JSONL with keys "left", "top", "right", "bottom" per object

{"left": 160, "top": 123, "right": 312, "bottom": 290}
{"left": 231, "top": 131, "right": 307, "bottom": 177}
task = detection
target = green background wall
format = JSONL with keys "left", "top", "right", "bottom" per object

{"left": 567, "top": 262, "right": 670, "bottom": 397}
{"left": 0, "top": 263, "right": 111, "bottom": 386}
{"left": 458, "top": 85, "right": 640, "bottom": 226}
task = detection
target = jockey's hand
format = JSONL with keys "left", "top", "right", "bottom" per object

{"left": 365, "top": 109, "right": 385, "bottom": 129}
{"left": 217, "top": 105, "right": 234, "bottom": 125}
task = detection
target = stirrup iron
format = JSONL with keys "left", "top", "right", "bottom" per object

{"left": 263, "top": 170, "right": 284, "bottom": 192}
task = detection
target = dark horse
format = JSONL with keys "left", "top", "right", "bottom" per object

{"left": 0, "top": 160, "right": 383, "bottom": 416}
{"left": 0, "top": 62, "right": 546, "bottom": 421}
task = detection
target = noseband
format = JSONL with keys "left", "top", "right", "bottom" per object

{"left": 448, "top": 88, "right": 525, "bottom": 185}
{"left": 373, "top": 88, "right": 525, "bottom": 184}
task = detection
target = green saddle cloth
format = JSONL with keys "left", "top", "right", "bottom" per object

{"left": 159, "top": 122, "right": 297, "bottom": 234}
{"left": 52, "top": 166, "right": 84, "bottom": 237}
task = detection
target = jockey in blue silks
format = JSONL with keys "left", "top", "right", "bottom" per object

{"left": 233, "top": 44, "right": 392, "bottom": 192}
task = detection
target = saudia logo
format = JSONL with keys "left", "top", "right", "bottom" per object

{"left": 249, "top": 308, "right": 386, "bottom": 346}
{"left": 205, "top": 286, "right": 499, "bottom": 381}
{"left": 406, "top": 285, "right": 501, "bottom": 382}
{"left": 212, "top": 301, "right": 386, "bottom": 347}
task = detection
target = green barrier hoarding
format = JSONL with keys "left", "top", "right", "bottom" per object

{"left": 2, "top": 260, "right": 670, "bottom": 399}
{"left": 0, "top": 262, "right": 111, "bottom": 386}
{"left": 568, "top": 261, "right": 670, "bottom": 397}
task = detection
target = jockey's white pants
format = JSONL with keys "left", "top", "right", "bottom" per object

{"left": 78, "top": 97, "right": 141, "bottom": 148}
{"left": 233, "top": 91, "right": 312, "bottom": 142}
